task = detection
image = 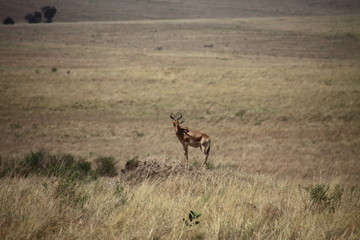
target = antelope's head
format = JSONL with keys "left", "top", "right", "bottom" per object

{"left": 170, "top": 113, "right": 184, "bottom": 133}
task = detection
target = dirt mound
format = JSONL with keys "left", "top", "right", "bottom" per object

{"left": 119, "top": 155, "right": 205, "bottom": 184}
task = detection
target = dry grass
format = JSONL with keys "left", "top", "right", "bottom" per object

{"left": 1, "top": 164, "right": 359, "bottom": 239}
{"left": 0, "top": 13, "right": 360, "bottom": 239}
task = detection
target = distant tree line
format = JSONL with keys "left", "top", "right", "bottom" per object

{"left": 24, "top": 11, "right": 42, "bottom": 23}
{"left": 24, "top": 6, "right": 57, "bottom": 23}
{"left": 2, "top": 6, "right": 57, "bottom": 25}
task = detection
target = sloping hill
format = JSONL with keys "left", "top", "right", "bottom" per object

{"left": 1, "top": 0, "right": 360, "bottom": 23}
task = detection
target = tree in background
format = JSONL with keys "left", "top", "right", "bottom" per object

{"left": 24, "top": 11, "right": 42, "bottom": 23}
{"left": 3, "top": 17, "right": 15, "bottom": 25}
{"left": 41, "top": 6, "right": 57, "bottom": 23}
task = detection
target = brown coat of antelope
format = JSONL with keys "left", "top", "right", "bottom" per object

{"left": 170, "top": 113, "right": 211, "bottom": 166}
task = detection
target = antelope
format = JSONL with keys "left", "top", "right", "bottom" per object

{"left": 170, "top": 113, "right": 211, "bottom": 166}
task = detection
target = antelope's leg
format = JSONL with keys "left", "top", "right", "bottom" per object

{"left": 203, "top": 155, "right": 208, "bottom": 166}
{"left": 182, "top": 144, "right": 189, "bottom": 165}
{"left": 201, "top": 141, "right": 210, "bottom": 166}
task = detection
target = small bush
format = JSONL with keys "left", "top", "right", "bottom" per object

{"left": 24, "top": 150, "right": 47, "bottom": 172}
{"left": 114, "top": 184, "right": 124, "bottom": 197}
{"left": 305, "top": 184, "right": 344, "bottom": 212}
{"left": 47, "top": 153, "right": 77, "bottom": 176}
{"left": 183, "top": 210, "right": 202, "bottom": 227}
{"left": 3, "top": 17, "right": 15, "bottom": 25}
{"left": 75, "top": 159, "right": 92, "bottom": 176}
{"left": 51, "top": 67, "right": 57, "bottom": 72}
{"left": 53, "top": 170, "right": 88, "bottom": 207}
{"left": 94, "top": 157, "right": 118, "bottom": 177}
{"left": 54, "top": 171, "right": 78, "bottom": 199}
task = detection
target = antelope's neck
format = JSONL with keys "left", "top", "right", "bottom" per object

{"left": 176, "top": 126, "right": 187, "bottom": 136}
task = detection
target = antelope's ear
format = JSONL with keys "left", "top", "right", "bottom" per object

{"left": 179, "top": 120, "right": 184, "bottom": 124}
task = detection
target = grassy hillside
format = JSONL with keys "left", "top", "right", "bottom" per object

{"left": 0, "top": 15, "right": 359, "bottom": 181}
{"left": 0, "top": 4, "right": 359, "bottom": 239}
{"left": 1, "top": 0, "right": 360, "bottom": 23}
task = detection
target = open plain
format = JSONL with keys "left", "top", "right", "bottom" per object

{"left": 1, "top": 0, "right": 360, "bottom": 239}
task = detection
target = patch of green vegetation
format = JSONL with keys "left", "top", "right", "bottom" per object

{"left": 0, "top": 150, "right": 110, "bottom": 179}
{"left": 53, "top": 170, "right": 89, "bottom": 207}
{"left": 94, "top": 156, "right": 118, "bottom": 177}
{"left": 302, "top": 184, "right": 344, "bottom": 212}
{"left": 205, "top": 162, "right": 215, "bottom": 170}
{"left": 183, "top": 210, "right": 202, "bottom": 227}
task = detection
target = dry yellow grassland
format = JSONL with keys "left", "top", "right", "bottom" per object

{"left": 0, "top": 15, "right": 359, "bottom": 239}
{"left": 0, "top": 169, "right": 358, "bottom": 239}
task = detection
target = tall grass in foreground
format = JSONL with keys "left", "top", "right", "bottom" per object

{"left": 0, "top": 152, "right": 359, "bottom": 239}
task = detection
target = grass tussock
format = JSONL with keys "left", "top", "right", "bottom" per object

{"left": 0, "top": 152, "right": 359, "bottom": 239}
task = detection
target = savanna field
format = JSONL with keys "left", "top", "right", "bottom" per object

{"left": 1, "top": 0, "right": 360, "bottom": 239}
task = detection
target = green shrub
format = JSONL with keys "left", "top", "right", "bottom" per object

{"left": 114, "top": 183, "right": 128, "bottom": 205}
{"left": 114, "top": 184, "right": 124, "bottom": 197}
{"left": 0, "top": 150, "right": 95, "bottom": 179}
{"left": 53, "top": 170, "right": 88, "bottom": 207}
{"left": 47, "top": 153, "right": 76, "bottom": 176}
{"left": 94, "top": 157, "right": 118, "bottom": 177}
{"left": 205, "top": 162, "right": 215, "bottom": 170}
{"left": 75, "top": 159, "right": 93, "bottom": 176}
{"left": 24, "top": 150, "right": 47, "bottom": 174}
{"left": 305, "top": 184, "right": 344, "bottom": 212}
{"left": 183, "top": 210, "right": 202, "bottom": 227}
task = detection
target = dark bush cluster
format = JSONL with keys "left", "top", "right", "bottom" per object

{"left": 0, "top": 151, "right": 120, "bottom": 208}
{"left": 0, "top": 150, "right": 90, "bottom": 178}
{"left": 0, "top": 150, "right": 118, "bottom": 179}
{"left": 95, "top": 156, "right": 118, "bottom": 177}
{"left": 24, "top": 11, "right": 42, "bottom": 23}
{"left": 24, "top": 6, "right": 57, "bottom": 24}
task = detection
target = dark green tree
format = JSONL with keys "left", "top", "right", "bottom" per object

{"left": 41, "top": 6, "right": 57, "bottom": 23}
{"left": 3, "top": 17, "right": 15, "bottom": 25}
{"left": 24, "top": 11, "right": 42, "bottom": 23}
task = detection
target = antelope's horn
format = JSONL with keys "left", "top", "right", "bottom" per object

{"left": 170, "top": 113, "right": 175, "bottom": 120}
{"left": 177, "top": 114, "right": 183, "bottom": 120}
